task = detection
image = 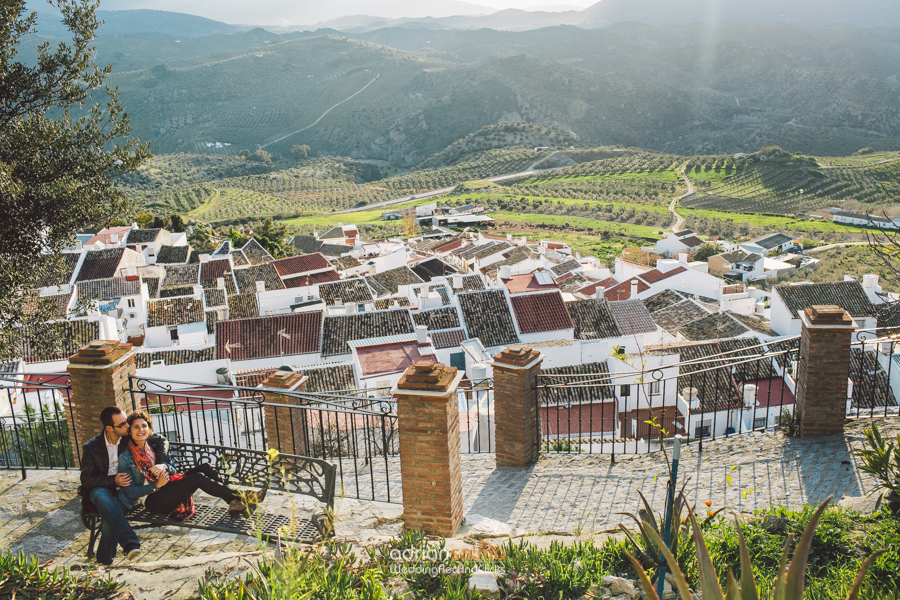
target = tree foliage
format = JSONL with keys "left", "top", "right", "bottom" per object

{"left": 0, "top": 0, "right": 149, "bottom": 360}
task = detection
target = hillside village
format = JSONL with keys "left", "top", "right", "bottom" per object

{"left": 6, "top": 218, "right": 895, "bottom": 442}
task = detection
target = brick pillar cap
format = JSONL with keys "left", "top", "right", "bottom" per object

{"left": 394, "top": 360, "right": 461, "bottom": 396}
{"left": 801, "top": 306, "right": 857, "bottom": 328}
{"left": 69, "top": 339, "right": 134, "bottom": 366}
{"left": 261, "top": 369, "right": 307, "bottom": 391}
{"left": 492, "top": 344, "right": 542, "bottom": 369}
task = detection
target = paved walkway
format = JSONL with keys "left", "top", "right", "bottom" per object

{"left": 0, "top": 418, "right": 894, "bottom": 597}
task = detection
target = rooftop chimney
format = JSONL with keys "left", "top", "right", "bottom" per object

{"left": 863, "top": 274, "right": 879, "bottom": 289}
{"left": 255, "top": 280, "right": 265, "bottom": 293}
{"left": 200, "top": 254, "right": 210, "bottom": 263}
{"left": 630, "top": 279, "right": 638, "bottom": 298}
{"left": 499, "top": 265, "right": 512, "bottom": 280}
{"left": 595, "top": 286, "right": 605, "bottom": 301}
{"left": 109, "top": 233, "right": 119, "bottom": 244}
{"left": 506, "top": 234, "right": 512, "bottom": 242}
{"left": 217, "top": 277, "right": 225, "bottom": 289}
{"left": 416, "top": 324, "right": 428, "bottom": 344}
{"left": 743, "top": 384, "right": 758, "bottom": 408}
{"left": 452, "top": 274, "right": 463, "bottom": 289}
{"left": 678, "top": 252, "right": 688, "bottom": 264}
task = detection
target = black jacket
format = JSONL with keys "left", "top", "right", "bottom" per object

{"left": 80, "top": 432, "right": 170, "bottom": 492}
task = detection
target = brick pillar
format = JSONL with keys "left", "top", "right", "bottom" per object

{"left": 394, "top": 360, "right": 464, "bottom": 537}
{"left": 796, "top": 305, "right": 858, "bottom": 438}
{"left": 261, "top": 369, "right": 309, "bottom": 455}
{"left": 492, "top": 345, "right": 543, "bottom": 467}
{"left": 67, "top": 340, "right": 136, "bottom": 466}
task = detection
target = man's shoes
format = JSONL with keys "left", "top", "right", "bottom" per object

{"left": 125, "top": 546, "right": 141, "bottom": 561}
{"left": 248, "top": 488, "right": 267, "bottom": 505}
{"left": 229, "top": 499, "right": 247, "bottom": 513}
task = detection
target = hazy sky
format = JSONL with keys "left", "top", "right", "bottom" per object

{"left": 90, "top": 0, "right": 599, "bottom": 26}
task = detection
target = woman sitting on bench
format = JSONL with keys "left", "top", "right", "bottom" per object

{"left": 118, "top": 410, "right": 262, "bottom": 515}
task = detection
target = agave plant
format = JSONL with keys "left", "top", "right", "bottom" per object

{"left": 853, "top": 423, "right": 900, "bottom": 515}
{"left": 625, "top": 495, "right": 884, "bottom": 600}
{"left": 617, "top": 484, "right": 725, "bottom": 575}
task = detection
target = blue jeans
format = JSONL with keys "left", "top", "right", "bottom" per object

{"left": 89, "top": 487, "right": 139, "bottom": 565}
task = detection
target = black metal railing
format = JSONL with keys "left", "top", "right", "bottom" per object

{"left": 458, "top": 377, "right": 494, "bottom": 453}
{"left": 0, "top": 372, "right": 79, "bottom": 477}
{"left": 127, "top": 376, "right": 401, "bottom": 503}
{"left": 848, "top": 327, "right": 900, "bottom": 420}
{"left": 535, "top": 337, "right": 801, "bottom": 456}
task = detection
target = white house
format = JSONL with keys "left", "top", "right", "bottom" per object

{"left": 769, "top": 280, "right": 877, "bottom": 336}
{"left": 739, "top": 233, "right": 796, "bottom": 257}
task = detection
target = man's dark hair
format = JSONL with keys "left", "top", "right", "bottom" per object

{"left": 100, "top": 406, "right": 125, "bottom": 428}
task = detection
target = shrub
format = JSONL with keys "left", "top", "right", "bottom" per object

{"left": 0, "top": 551, "right": 120, "bottom": 598}
{"left": 854, "top": 423, "right": 900, "bottom": 515}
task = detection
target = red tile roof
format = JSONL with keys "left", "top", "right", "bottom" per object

{"left": 215, "top": 312, "right": 323, "bottom": 360}
{"left": 357, "top": 341, "right": 430, "bottom": 376}
{"left": 510, "top": 291, "right": 573, "bottom": 334}
{"left": 434, "top": 239, "right": 464, "bottom": 253}
{"left": 577, "top": 277, "right": 619, "bottom": 297}
{"left": 638, "top": 265, "right": 687, "bottom": 284}
{"left": 270, "top": 253, "right": 331, "bottom": 277}
{"left": 503, "top": 272, "right": 559, "bottom": 294}
{"left": 604, "top": 278, "right": 650, "bottom": 301}
{"left": 200, "top": 258, "right": 233, "bottom": 282}
{"left": 282, "top": 269, "right": 341, "bottom": 288}
{"left": 84, "top": 226, "right": 134, "bottom": 246}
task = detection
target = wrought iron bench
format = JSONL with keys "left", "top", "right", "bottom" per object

{"left": 80, "top": 442, "right": 336, "bottom": 559}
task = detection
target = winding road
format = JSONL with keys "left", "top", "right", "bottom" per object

{"left": 667, "top": 167, "right": 693, "bottom": 232}
{"left": 334, "top": 151, "right": 564, "bottom": 214}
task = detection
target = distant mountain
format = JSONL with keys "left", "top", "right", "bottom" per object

{"left": 95, "top": 10, "right": 243, "bottom": 37}
{"left": 100, "top": 23, "right": 900, "bottom": 165}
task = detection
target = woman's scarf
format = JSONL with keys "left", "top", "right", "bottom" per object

{"left": 127, "top": 438, "right": 195, "bottom": 520}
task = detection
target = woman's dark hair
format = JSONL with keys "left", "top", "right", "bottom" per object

{"left": 126, "top": 409, "right": 154, "bottom": 431}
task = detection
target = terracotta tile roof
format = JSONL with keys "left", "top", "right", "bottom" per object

{"left": 550, "top": 259, "right": 581, "bottom": 277}
{"left": 35, "top": 253, "right": 81, "bottom": 288}
{"left": 143, "top": 277, "right": 160, "bottom": 298}
{"left": 677, "top": 343, "right": 744, "bottom": 412}
{"left": 234, "top": 264, "right": 284, "bottom": 294}
{"left": 638, "top": 265, "right": 687, "bottom": 284}
{"left": 642, "top": 289, "right": 686, "bottom": 313}
{"left": 282, "top": 269, "right": 341, "bottom": 288}
{"left": 503, "top": 272, "right": 559, "bottom": 294}
{"left": 431, "top": 329, "right": 466, "bottom": 349}
{"left": 576, "top": 277, "right": 620, "bottom": 297}
{"left": 159, "top": 285, "right": 194, "bottom": 298}
{"left": 200, "top": 259, "right": 234, "bottom": 283}
{"left": 163, "top": 264, "right": 200, "bottom": 287}
{"left": 454, "top": 241, "right": 498, "bottom": 261}
{"left": 473, "top": 241, "right": 512, "bottom": 260}
{"left": 134, "top": 347, "right": 214, "bottom": 369}
{"left": 565, "top": 299, "right": 622, "bottom": 340}
{"left": 291, "top": 235, "right": 323, "bottom": 254}
{"left": 85, "top": 225, "right": 134, "bottom": 246}
{"left": 680, "top": 236, "right": 704, "bottom": 248}
{"left": 460, "top": 274, "right": 486, "bottom": 291}
{"left": 723, "top": 284, "right": 745, "bottom": 295}
{"left": 216, "top": 312, "right": 323, "bottom": 360}
{"left": 774, "top": 281, "right": 875, "bottom": 318}
{"left": 271, "top": 253, "right": 331, "bottom": 277}
{"left": 650, "top": 300, "right": 711, "bottom": 334}
{"left": 604, "top": 278, "right": 650, "bottom": 301}
{"left": 367, "top": 266, "right": 425, "bottom": 296}
{"left": 719, "top": 250, "right": 762, "bottom": 264}
{"left": 556, "top": 272, "right": 592, "bottom": 294}
{"left": 127, "top": 228, "right": 163, "bottom": 244}
{"left": 752, "top": 233, "right": 794, "bottom": 250}
{"left": 233, "top": 363, "right": 357, "bottom": 391}
{"left": 227, "top": 293, "right": 259, "bottom": 319}
{"left": 539, "top": 362, "right": 615, "bottom": 405}
{"left": 330, "top": 256, "right": 361, "bottom": 271}
{"left": 458, "top": 290, "right": 519, "bottom": 348}
{"left": 321, "top": 309, "right": 415, "bottom": 356}
{"left": 147, "top": 296, "right": 204, "bottom": 327}
{"left": 75, "top": 248, "right": 125, "bottom": 282}
{"left": 240, "top": 238, "right": 274, "bottom": 265}
{"left": 318, "top": 278, "right": 374, "bottom": 306}
{"left": 678, "top": 313, "right": 748, "bottom": 341}
{"left": 76, "top": 277, "right": 141, "bottom": 300}
{"left": 510, "top": 291, "right": 573, "bottom": 334}
{"left": 155, "top": 245, "right": 191, "bottom": 264}
{"left": 481, "top": 246, "right": 538, "bottom": 278}
{"left": 728, "top": 311, "right": 776, "bottom": 336}
{"left": 18, "top": 320, "right": 100, "bottom": 363}
{"left": 413, "top": 306, "right": 461, "bottom": 331}
{"left": 608, "top": 299, "right": 657, "bottom": 335}
{"left": 411, "top": 258, "right": 457, "bottom": 282}
{"left": 358, "top": 340, "right": 429, "bottom": 377}
{"left": 425, "top": 285, "right": 452, "bottom": 306}
{"left": 203, "top": 287, "right": 227, "bottom": 309}
{"left": 201, "top": 275, "right": 238, "bottom": 296}
{"left": 374, "top": 297, "right": 412, "bottom": 310}
{"left": 205, "top": 310, "right": 222, "bottom": 334}
{"left": 433, "top": 238, "right": 464, "bottom": 253}
{"left": 22, "top": 291, "right": 72, "bottom": 319}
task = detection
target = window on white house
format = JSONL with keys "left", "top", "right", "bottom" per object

{"left": 127, "top": 298, "right": 135, "bottom": 308}
{"left": 695, "top": 421, "right": 711, "bottom": 438}
{"left": 620, "top": 384, "right": 631, "bottom": 397}
{"left": 753, "top": 417, "right": 768, "bottom": 429}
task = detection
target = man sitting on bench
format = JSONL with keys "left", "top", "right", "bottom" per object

{"left": 80, "top": 407, "right": 141, "bottom": 565}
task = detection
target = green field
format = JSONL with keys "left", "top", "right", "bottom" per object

{"left": 677, "top": 206, "right": 867, "bottom": 234}
{"left": 490, "top": 211, "right": 663, "bottom": 238}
